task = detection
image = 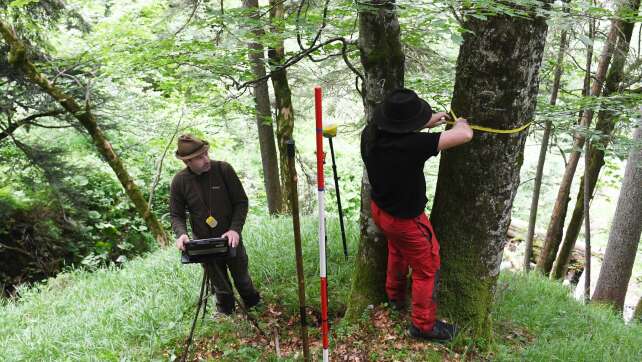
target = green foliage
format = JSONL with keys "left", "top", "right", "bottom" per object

{"left": 0, "top": 248, "right": 200, "bottom": 360}
{"left": 493, "top": 273, "right": 642, "bottom": 361}
{"left": 0, "top": 215, "right": 358, "bottom": 360}
{"left": 8, "top": 0, "right": 40, "bottom": 8}
{"left": 1, "top": 219, "right": 641, "bottom": 360}
{"left": 63, "top": 165, "right": 156, "bottom": 268}
{"left": 0, "top": 186, "right": 84, "bottom": 295}
{"left": 2, "top": 2, "right": 642, "bottom": 359}
{"left": 0, "top": 135, "right": 159, "bottom": 290}
{"left": 239, "top": 216, "right": 358, "bottom": 316}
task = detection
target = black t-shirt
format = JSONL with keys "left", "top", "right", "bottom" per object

{"left": 361, "top": 125, "right": 441, "bottom": 218}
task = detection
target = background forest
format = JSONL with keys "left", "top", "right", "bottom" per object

{"left": 1, "top": 0, "right": 641, "bottom": 360}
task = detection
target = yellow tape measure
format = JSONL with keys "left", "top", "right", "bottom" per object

{"left": 446, "top": 110, "right": 532, "bottom": 134}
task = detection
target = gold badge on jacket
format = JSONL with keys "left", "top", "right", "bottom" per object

{"left": 205, "top": 215, "right": 218, "bottom": 228}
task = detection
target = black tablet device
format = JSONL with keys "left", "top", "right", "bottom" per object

{"left": 181, "top": 237, "right": 236, "bottom": 264}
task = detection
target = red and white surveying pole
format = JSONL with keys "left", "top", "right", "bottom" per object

{"left": 315, "top": 86, "right": 330, "bottom": 362}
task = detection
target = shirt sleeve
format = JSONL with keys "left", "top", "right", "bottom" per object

{"left": 409, "top": 132, "right": 441, "bottom": 161}
{"left": 169, "top": 174, "right": 189, "bottom": 239}
{"left": 221, "top": 162, "right": 249, "bottom": 234}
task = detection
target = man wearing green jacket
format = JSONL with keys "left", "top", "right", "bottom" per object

{"left": 170, "top": 134, "right": 260, "bottom": 315}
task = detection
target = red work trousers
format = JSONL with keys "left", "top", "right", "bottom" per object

{"left": 371, "top": 201, "right": 441, "bottom": 332}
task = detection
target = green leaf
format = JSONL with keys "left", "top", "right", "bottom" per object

{"left": 73, "top": 176, "right": 89, "bottom": 187}
{"left": 469, "top": 13, "right": 488, "bottom": 20}
{"left": 8, "top": 0, "right": 39, "bottom": 8}
{"left": 451, "top": 32, "right": 464, "bottom": 45}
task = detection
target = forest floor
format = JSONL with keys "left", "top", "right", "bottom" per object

{"left": 502, "top": 218, "right": 642, "bottom": 322}
{"left": 1, "top": 216, "right": 641, "bottom": 361}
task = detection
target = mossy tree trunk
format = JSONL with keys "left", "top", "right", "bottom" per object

{"left": 268, "top": 0, "right": 294, "bottom": 213}
{"left": 429, "top": 7, "right": 549, "bottom": 338}
{"left": 591, "top": 116, "right": 642, "bottom": 310}
{"left": 243, "top": 0, "right": 284, "bottom": 214}
{"left": 345, "top": 0, "right": 405, "bottom": 321}
{"left": 0, "top": 20, "right": 169, "bottom": 247}
{"left": 551, "top": 0, "right": 641, "bottom": 279}
{"left": 537, "top": 22, "right": 619, "bottom": 275}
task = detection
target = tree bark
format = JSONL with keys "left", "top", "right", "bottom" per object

{"left": 524, "top": 26, "right": 568, "bottom": 272}
{"left": 551, "top": 0, "right": 641, "bottom": 279}
{"left": 0, "top": 20, "right": 169, "bottom": 246}
{"left": 345, "top": 0, "right": 404, "bottom": 321}
{"left": 284, "top": 141, "right": 310, "bottom": 361}
{"left": 430, "top": 7, "right": 549, "bottom": 337}
{"left": 537, "top": 21, "right": 619, "bottom": 275}
{"left": 583, "top": 116, "right": 591, "bottom": 303}
{"left": 591, "top": 115, "right": 642, "bottom": 310}
{"left": 243, "top": 0, "right": 283, "bottom": 214}
{"left": 268, "top": 0, "right": 294, "bottom": 213}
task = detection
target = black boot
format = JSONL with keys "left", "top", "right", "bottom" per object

{"left": 243, "top": 292, "right": 261, "bottom": 309}
{"left": 216, "top": 294, "right": 235, "bottom": 315}
{"left": 408, "top": 320, "right": 459, "bottom": 342}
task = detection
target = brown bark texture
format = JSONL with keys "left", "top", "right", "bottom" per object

{"left": 268, "top": 0, "right": 295, "bottom": 213}
{"left": 243, "top": 0, "right": 283, "bottom": 214}
{"left": 524, "top": 27, "right": 568, "bottom": 272}
{"left": 551, "top": 0, "right": 641, "bottom": 279}
{"left": 430, "top": 7, "right": 549, "bottom": 337}
{"left": 345, "top": 0, "right": 405, "bottom": 321}
{"left": 591, "top": 115, "right": 642, "bottom": 310}
{"left": 537, "top": 22, "right": 619, "bottom": 275}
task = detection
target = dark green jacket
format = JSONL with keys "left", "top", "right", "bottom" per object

{"left": 169, "top": 160, "right": 248, "bottom": 239}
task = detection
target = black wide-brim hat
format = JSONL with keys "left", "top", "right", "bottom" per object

{"left": 373, "top": 88, "right": 433, "bottom": 134}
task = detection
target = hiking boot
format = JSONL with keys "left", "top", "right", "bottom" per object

{"left": 243, "top": 292, "right": 261, "bottom": 310}
{"left": 408, "top": 320, "right": 459, "bottom": 342}
{"left": 216, "top": 304, "right": 235, "bottom": 316}
{"left": 216, "top": 294, "right": 235, "bottom": 315}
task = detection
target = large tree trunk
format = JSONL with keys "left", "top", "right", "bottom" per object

{"left": 524, "top": 26, "right": 568, "bottom": 272}
{"left": 268, "top": 0, "right": 294, "bottom": 213}
{"left": 345, "top": 0, "right": 404, "bottom": 321}
{"left": 430, "top": 7, "right": 549, "bottom": 337}
{"left": 551, "top": 0, "right": 641, "bottom": 279}
{"left": 243, "top": 0, "right": 284, "bottom": 214}
{"left": 537, "top": 22, "right": 619, "bottom": 275}
{"left": 591, "top": 115, "right": 642, "bottom": 310}
{"left": 0, "top": 20, "right": 169, "bottom": 246}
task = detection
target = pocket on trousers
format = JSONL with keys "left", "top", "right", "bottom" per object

{"left": 416, "top": 218, "right": 439, "bottom": 257}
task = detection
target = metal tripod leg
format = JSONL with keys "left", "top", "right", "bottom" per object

{"left": 209, "top": 261, "right": 267, "bottom": 338}
{"left": 180, "top": 268, "right": 209, "bottom": 362}
{"left": 180, "top": 261, "right": 268, "bottom": 362}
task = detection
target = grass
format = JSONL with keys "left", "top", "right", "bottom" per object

{"left": 493, "top": 273, "right": 642, "bottom": 361}
{"left": 0, "top": 215, "right": 357, "bottom": 361}
{"left": 1, "top": 215, "right": 641, "bottom": 361}
{"left": 0, "top": 245, "right": 198, "bottom": 360}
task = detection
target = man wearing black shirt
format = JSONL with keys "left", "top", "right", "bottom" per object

{"left": 361, "top": 88, "right": 473, "bottom": 342}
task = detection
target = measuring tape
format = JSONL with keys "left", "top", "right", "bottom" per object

{"left": 446, "top": 109, "right": 533, "bottom": 134}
